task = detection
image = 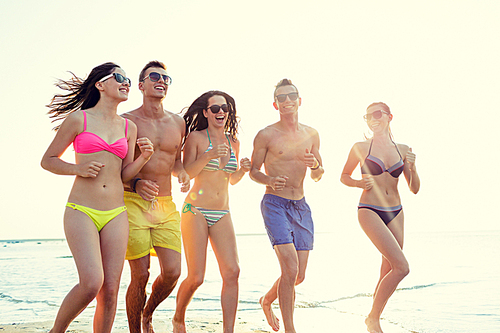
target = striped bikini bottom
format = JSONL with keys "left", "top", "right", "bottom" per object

{"left": 182, "top": 203, "right": 229, "bottom": 227}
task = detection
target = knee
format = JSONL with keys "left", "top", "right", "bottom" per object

{"left": 221, "top": 264, "right": 240, "bottom": 285}
{"left": 281, "top": 264, "right": 299, "bottom": 283}
{"left": 162, "top": 265, "right": 181, "bottom": 284}
{"left": 394, "top": 261, "right": 410, "bottom": 278}
{"left": 80, "top": 275, "right": 103, "bottom": 301}
{"left": 295, "top": 272, "right": 306, "bottom": 286}
{"left": 98, "top": 281, "right": 120, "bottom": 305}
{"left": 132, "top": 269, "right": 150, "bottom": 288}
{"left": 187, "top": 273, "right": 205, "bottom": 291}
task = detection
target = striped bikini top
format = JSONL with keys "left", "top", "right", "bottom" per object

{"left": 73, "top": 111, "right": 129, "bottom": 159}
{"left": 361, "top": 139, "right": 404, "bottom": 178}
{"left": 202, "top": 129, "right": 237, "bottom": 173}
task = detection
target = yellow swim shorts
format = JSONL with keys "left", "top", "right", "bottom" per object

{"left": 124, "top": 191, "right": 181, "bottom": 260}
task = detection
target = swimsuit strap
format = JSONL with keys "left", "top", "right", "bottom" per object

{"left": 368, "top": 139, "right": 373, "bottom": 154}
{"left": 125, "top": 119, "right": 129, "bottom": 137}
{"left": 225, "top": 134, "right": 233, "bottom": 149}
{"left": 206, "top": 129, "right": 212, "bottom": 146}
{"left": 82, "top": 110, "right": 87, "bottom": 131}
{"left": 182, "top": 202, "right": 196, "bottom": 215}
{"left": 391, "top": 139, "right": 403, "bottom": 159}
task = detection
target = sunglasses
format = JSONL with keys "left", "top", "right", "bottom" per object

{"left": 207, "top": 104, "right": 229, "bottom": 113}
{"left": 275, "top": 92, "right": 299, "bottom": 103}
{"left": 99, "top": 73, "right": 131, "bottom": 85}
{"left": 142, "top": 72, "right": 172, "bottom": 85}
{"left": 363, "top": 110, "right": 390, "bottom": 121}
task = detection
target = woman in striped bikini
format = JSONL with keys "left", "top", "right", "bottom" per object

{"left": 340, "top": 102, "right": 420, "bottom": 333}
{"left": 172, "top": 91, "right": 251, "bottom": 333}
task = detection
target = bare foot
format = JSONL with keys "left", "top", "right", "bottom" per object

{"left": 172, "top": 318, "right": 186, "bottom": 333}
{"left": 365, "top": 316, "right": 383, "bottom": 333}
{"left": 259, "top": 296, "right": 280, "bottom": 332}
{"left": 142, "top": 313, "right": 154, "bottom": 333}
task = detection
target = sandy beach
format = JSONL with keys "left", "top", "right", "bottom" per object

{"left": 0, "top": 307, "right": 413, "bottom": 333}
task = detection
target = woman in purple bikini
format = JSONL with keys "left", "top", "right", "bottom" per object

{"left": 340, "top": 102, "right": 420, "bottom": 333}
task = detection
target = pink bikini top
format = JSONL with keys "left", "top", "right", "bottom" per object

{"left": 73, "top": 111, "right": 129, "bottom": 159}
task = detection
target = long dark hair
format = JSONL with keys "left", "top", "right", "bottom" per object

{"left": 46, "top": 62, "right": 120, "bottom": 130}
{"left": 183, "top": 90, "right": 239, "bottom": 142}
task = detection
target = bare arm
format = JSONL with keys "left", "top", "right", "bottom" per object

{"left": 171, "top": 119, "right": 190, "bottom": 192}
{"left": 304, "top": 130, "right": 324, "bottom": 182}
{"left": 340, "top": 143, "right": 373, "bottom": 190}
{"left": 121, "top": 121, "right": 154, "bottom": 183}
{"left": 249, "top": 130, "right": 288, "bottom": 190}
{"left": 403, "top": 147, "right": 420, "bottom": 194}
{"left": 41, "top": 112, "right": 105, "bottom": 177}
{"left": 229, "top": 140, "right": 250, "bottom": 185}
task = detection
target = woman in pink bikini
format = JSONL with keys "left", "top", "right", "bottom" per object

{"left": 172, "top": 91, "right": 251, "bottom": 333}
{"left": 340, "top": 102, "right": 420, "bottom": 333}
{"left": 41, "top": 62, "right": 153, "bottom": 333}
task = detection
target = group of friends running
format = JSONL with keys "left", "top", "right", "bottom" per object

{"left": 41, "top": 60, "right": 419, "bottom": 333}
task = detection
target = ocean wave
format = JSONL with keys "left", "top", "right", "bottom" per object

{"left": 0, "top": 293, "right": 58, "bottom": 307}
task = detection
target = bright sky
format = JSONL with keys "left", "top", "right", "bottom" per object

{"left": 1, "top": 0, "right": 499, "bottom": 240}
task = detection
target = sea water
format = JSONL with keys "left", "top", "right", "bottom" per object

{"left": 1, "top": 231, "right": 499, "bottom": 332}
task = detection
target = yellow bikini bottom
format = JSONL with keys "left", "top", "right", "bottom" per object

{"left": 66, "top": 203, "right": 127, "bottom": 232}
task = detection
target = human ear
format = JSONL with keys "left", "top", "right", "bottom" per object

{"left": 273, "top": 102, "right": 278, "bottom": 110}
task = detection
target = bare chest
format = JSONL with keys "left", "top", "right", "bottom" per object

{"left": 136, "top": 121, "right": 183, "bottom": 154}
{"left": 267, "top": 135, "right": 313, "bottom": 161}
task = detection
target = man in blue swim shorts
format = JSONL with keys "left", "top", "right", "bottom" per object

{"left": 250, "top": 78, "right": 324, "bottom": 333}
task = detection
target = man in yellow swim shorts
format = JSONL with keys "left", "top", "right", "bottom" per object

{"left": 122, "top": 61, "right": 190, "bottom": 333}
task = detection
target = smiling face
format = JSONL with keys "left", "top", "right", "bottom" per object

{"left": 273, "top": 85, "right": 301, "bottom": 115}
{"left": 203, "top": 95, "right": 228, "bottom": 129}
{"left": 139, "top": 67, "right": 169, "bottom": 99}
{"left": 365, "top": 104, "right": 392, "bottom": 133}
{"left": 97, "top": 67, "right": 130, "bottom": 102}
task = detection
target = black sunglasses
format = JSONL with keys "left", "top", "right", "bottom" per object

{"left": 363, "top": 110, "right": 390, "bottom": 121}
{"left": 207, "top": 104, "right": 229, "bottom": 113}
{"left": 142, "top": 72, "right": 172, "bottom": 85}
{"left": 99, "top": 73, "right": 131, "bottom": 85}
{"left": 275, "top": 92, "right": 299, "bottom": 103}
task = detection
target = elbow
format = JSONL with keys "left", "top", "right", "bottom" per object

{"left": 40, "top": 156, "right": 51, "bottom": 172}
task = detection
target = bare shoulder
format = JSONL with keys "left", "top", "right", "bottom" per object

{"left": 352, "top": 140, "right": 370, "bottom": 155}
{"left": 255, "top": 123, "right": 280, "bottom": 141}
{"left": 299, "top": 123, "right": 319, "bottom": 135}
{"left": 395, "top": 142, "right": 411, "bottom": 155}
{"left": 185, "top": 129, "right": 206, "bottom": 145}
{"left": 63, "top": 110, "right": 85, "bottom": 130}
{"left": 120, "top": 108, "right": 141, "bottom": 121}
{"left": 167, "top": 111, "right": 186, "bottom": 127}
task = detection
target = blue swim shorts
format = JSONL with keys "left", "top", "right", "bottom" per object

{"left": 260, "top": 194, "right": 314, "bottom": 251}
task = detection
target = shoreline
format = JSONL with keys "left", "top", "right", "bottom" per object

{"left": 0, "top": 308, "right": 414, "bottom": 332}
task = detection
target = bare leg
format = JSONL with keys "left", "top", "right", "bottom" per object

{"left": 260, "top": 248, "right": 308, "bottom": 332}
{"left": 172, "top": 209, "right": 209, "bottom": 333}
{"left": 142, "top": 247, "right": 181, "bottom": 333}
{"left": 358, "top": 209, "right": 408, "bottom": 333}
{"left": 126, "top": 255, "right": 151, "bottom": 333}
{"left": 209, "top": 214, "right": 240, "bottom": 333}
{"left": 93, "top": 212, "right": 128, "bottom": 333}
{"left": 260, "top": 278, "right": 280, "bottom": 332}
{"left": 50, "top": 208, "right": 104, "bottom": 333}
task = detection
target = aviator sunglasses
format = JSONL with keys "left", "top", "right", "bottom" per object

{"left": 142, "top": 72, "right": 172, "bottom": 85}
{"left": 363, "top": 110, "right": 390, "bottom": 121}
{"left": 275, "top": 92, "right": 299, "bottom": 103}
{"left": 207, "top": 104, "right": 229, "bottom": 113}
{"left": 99, "top": 73, "right": 131, "bottom": 85}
